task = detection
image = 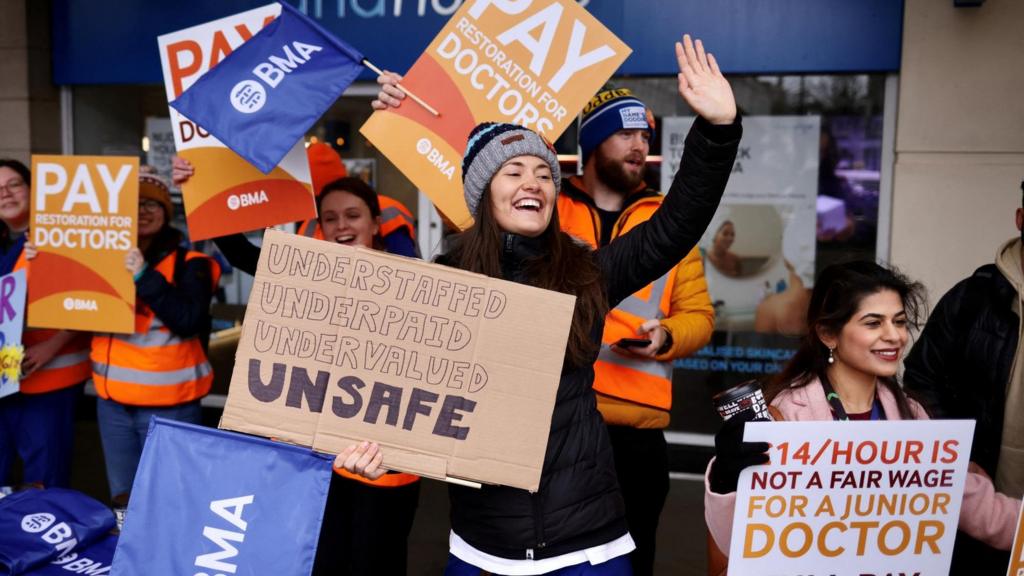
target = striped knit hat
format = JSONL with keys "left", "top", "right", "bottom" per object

{"left": 579, "top": 87, "right": 655, "bottom": 164}
{"left": 138, "top": 166, "right": 173, "bottom": 219}
{"left": 461, "top": 123, "right": 560, "bottom": 218}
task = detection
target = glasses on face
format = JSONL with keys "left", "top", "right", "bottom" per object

{"left": 0, "top": 179, "right": 27, "bottom": 197}
{"left": 139, "top": 199, "right": 163, "bottom": 213}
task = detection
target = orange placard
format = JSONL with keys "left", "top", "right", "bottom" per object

{"left": 1010, "top": 500, "right": 1024, "bottom": 576}
{"left": 157, "top": 4, "right": 316, "bottom": 241}
{"left": 29, "top": 156, "right": 138, "bottom": 333}
{"left": 361, "top": 0, "right": 630, "bottom": 229}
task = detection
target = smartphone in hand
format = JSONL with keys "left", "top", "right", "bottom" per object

{"left": 614, "top": 338, "right": 651, "bottom": 349}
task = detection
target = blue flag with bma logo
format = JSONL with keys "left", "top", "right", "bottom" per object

{"left": 111, "top": 418, "right": 333, "bottom": 576}
{"left": 170, "top": 2, "right": 365, "bottom": 173}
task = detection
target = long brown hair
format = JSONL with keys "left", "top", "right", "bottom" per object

{"left": 444, "top": 190, "right": 607, "bottom": 368}
{"left": 764, "top": 261, "right": 926, "bottom": 419}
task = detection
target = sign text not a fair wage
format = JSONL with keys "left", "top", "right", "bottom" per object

{"left": 220, "top": 230, "right": 575, "bottom": 491}
{"left": 728, "top": 420, "right": 975, "bottom": 576}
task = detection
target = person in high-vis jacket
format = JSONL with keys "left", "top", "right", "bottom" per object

{"left": 0, "top": 159, "right": 91, "bottom": 489}
{"left": 91, "top": 171, "right": 220, "bottom": 507}
{"left": 558, "top": 88, "right": 715, "bottom": 576}
{"left": 297, "top": 142, "right": 419, "bottom": 258}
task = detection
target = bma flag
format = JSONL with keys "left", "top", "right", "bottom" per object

{"left": 171, "top": 2, "right": 364, "bottom": 173}
{"left": 111, "top": 418, "right": 333, "bottom": 576}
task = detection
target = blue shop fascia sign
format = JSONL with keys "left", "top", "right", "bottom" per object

{"left": 52, "top": 0, "right": 903, "bottom": 85}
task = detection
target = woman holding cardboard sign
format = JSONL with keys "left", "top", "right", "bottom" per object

{"left": 0, "top": 159, "right": 92, "bottom": 491}
{"left": 703, "top": 262, "right": 1022, "bottom": 566}
{"left": 341, "top": 35, "right": 741, "bottom": 575}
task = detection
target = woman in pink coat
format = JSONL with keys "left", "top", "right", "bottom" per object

{"left": 704, "top": 261, "right": 1021, "bottom": 559}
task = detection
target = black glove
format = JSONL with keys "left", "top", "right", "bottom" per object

{"left": 709, "top": 409, "right": 770, "bottom": 494}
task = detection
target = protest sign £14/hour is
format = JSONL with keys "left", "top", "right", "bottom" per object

{"left": 727, "top": 420, "right": 975, "bottom": 576}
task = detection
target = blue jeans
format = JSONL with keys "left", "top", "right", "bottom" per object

{"left": 96, "top": 398, "right": 202, "bottom": 498}
{"left": 0, "top": 384, "right": 82, "bottom": 488}
{"left": 444, "top": 553, "right": 632, "bottom": 575}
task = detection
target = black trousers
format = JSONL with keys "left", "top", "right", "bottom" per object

{"left": 312, "top": 473, "right": 421, "bottom": 576}
{"left": 607, "top": 425, "right": 670, "bottom": 576}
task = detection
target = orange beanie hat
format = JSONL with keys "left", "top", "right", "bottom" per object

{"left": 306, "top": 143, "right": 347, "bottom": 197}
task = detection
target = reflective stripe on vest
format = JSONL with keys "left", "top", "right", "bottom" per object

{"left": 594, "top": 272, "right": 674, "bottom": 409}
{"left": 378, "top": 197, "right": 416, "bottom": 240}
{"left": 42, "top": 349, "right": 91, "bottom": 370}
{"left": 13, "top": 251, "right": 92, "bottom": 394}
{"left": 92, "top": 250, "right": 218, "bottom": 406}
{"left": 91, "top": 360, "right": 212, "bottom": 387}
{"left": 300, "top": 218, "right": 320, "bottom": 238}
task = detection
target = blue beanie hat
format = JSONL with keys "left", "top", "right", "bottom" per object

{"left": 578, "top": 88, "right": 655, "bottom": 164}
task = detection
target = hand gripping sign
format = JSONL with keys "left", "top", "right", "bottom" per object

{"left": 219, "top": 230, "right": 575, "bottom": 491}
{"left": 361, "top": 0, "right": 631, "bottom": 229}
{"left": 158, "top": 4, "right": 316, "bottom": 241}
{"left": 29, "top": 156, "right": 138, "bottom": 333}
{"left": 728, "top": 420, "right": 975, "bottom": 576}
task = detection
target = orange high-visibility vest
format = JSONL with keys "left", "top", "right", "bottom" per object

{"left": 91, "top": 250, "right": 221, "bottom": 407}
{"left": 300, "top": 195, "right": 416, "bottom": 241}
{"left": 13, "top": 250, "right": 92, "bottom": 394}
{"left": 557, "top": 186, "right": 675, "bottom": 411}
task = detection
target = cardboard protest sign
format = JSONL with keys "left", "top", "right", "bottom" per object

{"left": 158, "top": 4, "right": 316, "bottom": 241}
{"left": 360, "top": 0, "right": 630, "bottom": 229}
{"left": 29, "top": 156, "right": 138, "bottom": 333}
{"left": 1010, "top": 501, "right": 1024, "bottom": 576}
{"left": 220, "top": 229, "right": 575, "bottom": 491}
{"left": 0, "top": 270, "right": 26, "bottom": 399}
{"left": 728, "top": 420, "right": 975, "bottom": 576}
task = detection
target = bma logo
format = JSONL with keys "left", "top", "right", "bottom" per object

{"left": 231, "top": 80, "right": 266, "bottom": 114}
{"left": 22, "top": 512, "right": 56, "bottom": 533}
{"left": 227, "top": 190, "right": 270, "bottom": 210}
{"left": 21, "top": 512, "right": 79, "bottom": 558}
{"left": 230, "top": 41, "right": 323, "bottom": 115}
{"left": 63, "top": 297, "right": 98, "bottom": 311}
{"left": 415, "top": 138, "right": 455, "bottom": 181}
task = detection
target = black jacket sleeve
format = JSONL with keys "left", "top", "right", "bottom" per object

{"left": 213, "top": 233, "right": 261, "bottom": 276}
{"left": 136, "top": 256, "right": 214, "bottom": 338}
{"left": 596, "top": 116, "right": 741, "bottom": 308}
{"left": 903, "top": 279, "right": 970, "bottom": 418}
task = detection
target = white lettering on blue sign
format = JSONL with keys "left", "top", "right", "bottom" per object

{"left": 193, "top": 495, "right": 254, "bottom": 576}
